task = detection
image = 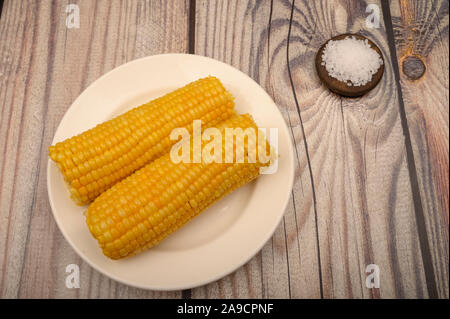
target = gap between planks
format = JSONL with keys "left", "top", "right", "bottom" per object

{"left": 381, "top": 0, "right": 439, "bottom": 299}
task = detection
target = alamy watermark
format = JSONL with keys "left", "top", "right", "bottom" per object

{"left": 365, "top": 264, "right": 380, "bottom": 289}
{"left": 65, "top": 264, "right": 80, "bottom": 289}
{"left": 365, "top": 4, "right": 380, "bottom": 29}
{"left": 66, "top": 4, "right": 80, "bottom": 29}
{"left": 169, "top": 120, "right": 278, "bottom": 174}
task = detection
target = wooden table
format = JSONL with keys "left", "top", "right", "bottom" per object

{"left": 0, "top": 0, "right": 448, "bottom": 299}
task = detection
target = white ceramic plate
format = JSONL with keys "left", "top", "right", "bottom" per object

{"left": 47, "top": 54, "right": 295, "bottom": 290}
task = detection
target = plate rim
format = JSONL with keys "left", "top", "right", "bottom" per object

{"left": 47, "top": 53, "right": 295, "bottom": 290}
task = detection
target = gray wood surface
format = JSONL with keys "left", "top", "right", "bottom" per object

{"left": 0, "top": 0, "right": 447, "bottom": 298}
{"left": 389, "top": 0, "right": 449, "bottom": 298}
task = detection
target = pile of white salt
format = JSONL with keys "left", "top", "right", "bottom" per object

{"left": 321, "top": 36, "right": 383, "bottom": 87}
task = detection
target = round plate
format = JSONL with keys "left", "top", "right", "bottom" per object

{"left": 47, "top": 54, "right": 295, "bottom": 290}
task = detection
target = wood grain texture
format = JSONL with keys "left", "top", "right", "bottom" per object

{"left": 280, "top": 0, "right": 430, "bottom": 299}
{"left": 390, "top": 0, "right": 449, "bottom": 298}
{"left": 0, "top": 0, "right": 188, "bottom": 298}
{"left": 0, "top": 0, "right": 447, "bottom": 299}
{"left": 192, "top": 0, "right": 436, "bottom": 298}
{"left": 192, "top": 0, "right": 322, "bottom": 299}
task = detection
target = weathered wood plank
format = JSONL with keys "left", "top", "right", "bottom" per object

{"left": 0, "top": 0, "right": 188, "bottom": 298}
{"left": 389, "top": 0, "right": 449, "bottom": 298}
{"left": 1, "top": 0, "right": 446, "bottom": 299}
{"left": 193, "top": 0, "right": 323, "bottom": 299}
{"left": 194, "top": 0, "right": 434, "bottom": 299}
{"left": 278, "top": 0, "right": 430, "bottom": 298}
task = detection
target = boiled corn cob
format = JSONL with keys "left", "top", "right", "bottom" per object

{"left": 49, "top": 77, "right": 234, "bottom": 205}
{"left": 86, "top": 114, "right": 274, "bottom": 259}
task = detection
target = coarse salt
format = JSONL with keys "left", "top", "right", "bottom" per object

{"left": 321, "top": 36, "right": 383, "bottom": 87}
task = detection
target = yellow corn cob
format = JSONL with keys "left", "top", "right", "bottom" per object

{"left": 49, "top": 77, "right": 234, "bottom": 205}
{"left": 86, "top": 114, "right": 274, "bottom": 259}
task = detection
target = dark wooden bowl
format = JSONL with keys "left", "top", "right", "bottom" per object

{"left": 315, "top": 33, "right": 385, "bottom": 97}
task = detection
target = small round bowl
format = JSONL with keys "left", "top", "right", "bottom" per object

{"left": 315, "top": 33, "right": 384, "bottom": 97}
